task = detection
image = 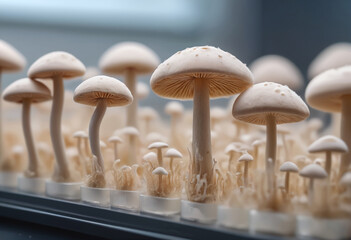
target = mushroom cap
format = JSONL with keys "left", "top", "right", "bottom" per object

{"left": 250, "top": 55, "right": 303, "bottom": 90}
{"left": 73, "top": 130, "right": 88, "bottom": 138}
{"left": 100, "top": 140, "right": 107, "bottom": 148}
{"left": 74, "top": 75, "right": 133, "bottom": 107}
{"left": 152, "top": 166, "right": 168, "bottom": 176}
{"left": 121, "top": 126, "right": 139, "bottom": 136}
{"left": 305, "top": 66, "right": 351, "bottom": 113}
{"left": 238, "top": 152, "right": 253, "bottom": 162}
{"left": 148, "top": 141, "right": 169, "bottom": 150}
{"left": 280, "top": 161, "right": 299, "bottom": 172}
{"left": 308, "top": 135, "right": 348, "bottom": 153}
{"left": 143, "top": 152, "right": 157, "bottom": 162}
{"left": 252, "top": 139, "right": 266, "bottom": 147}
{"left": 225, "top": 143, "right": 242, "bottom": 154}
{"left": 165, "top": 148, "right": 183, "bottom": 158}
{"left": 299, "top": 164, "right": 328, "bottom": 179}
{"left": 28, "top": 51, "right": 85, "bottom": 79}
{"left": 308, "top": 42, "right": 351, "bottom": 79}
{"left": 340, "top": 172, "right": 351, "bottom": 186}
{"left": 99, "top": 42, "right": 160, "bottom": 75}
{"left": 108, "top": 135, "right": 123, "bottom": 143}
{"left": 0, "top": 39, "right": 26, "bottom": 72}
{"left": 165, "top": 101, "right": 184, "bottom": 116}
{"left": 137, "top": 82, "right": 149, "bottom": 100}
{"left": 3, "top": 78, "right": 51, "bottom": 103}
{"left": 233, "top": 82, "right": 310, "bottom": 125}
{"left": 150, "top": 46, "right": 253, "bottom": 99}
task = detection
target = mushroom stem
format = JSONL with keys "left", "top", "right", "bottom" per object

{"left": 89, "top": 99, "right": 107, "bottom": 173}
{"left": 227, "top": 152, "right": 234, "bottom": 172}
{"left": 157, "top": 148, "right": 163, "bottom": 167}
{"left": 244, "top": 161, "right": 249, "bottom": 188}
{"left": 253, "top": 146, "right": 259, "bottom": 170}
{"left": 76, "top": 137, "right": 86, "bottom": 176}
{"left": 51, "top": 76, "right": 70, "bottom": 180}
{"left": 170, "top": 157, "right": 174, "bottom": 172}
{"left": 22, "top": 98, "right": 39, "bottom": 177}
{"left": 308, "top": 178, "right": 315, "bottom": 206}
{"left": 113, "top": 142, "right": 118, "bottom": 160}
{"left": 84, "top": 137, "right": 90, "bottom": 157}
{"left": 192, "top": 79, "right": 212, "bottom": 180}
{"left": 125, "top": 68, "right": 137, "bottom": 128}
{"left": 266, "top": 114, "right": 277, "bottom": 192}
{"left": 158, "top": 175, "right": 162, "bottom": 193}
{"left": 340, "top": 95, "right": 351, "bottom": 177}
{"left": 285, "top": 172, "right": 290, "bottom": 194}
{"left": 325, "top": 151, "right": 332, "bottom": 178}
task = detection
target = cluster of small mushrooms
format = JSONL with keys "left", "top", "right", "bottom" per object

{"left": 1, "top": 39, "right": 351, "bottom": 225}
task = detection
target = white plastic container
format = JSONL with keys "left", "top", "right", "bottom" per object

{"left": 81, "top": 186, "right": 110, "bottom": 207}
{"left": 45, "top": 180, "right": 82, "bottom": 201}
{"left": 181, "top": 200, "right": 217, "bottom": 224}
{"left": 296, "top": 215, "right": 351, "bottom": 240}
{"left": 18, "top": 175, "right": 45, "bottom": 194}
{"left": 0, "top": 171, "right": 18, "bottom": 188}
{"left": 218, "top": 205, "right": 250, "bottom": 229}
{"left": 110, "top": 189, "right": 140, "bottom": 211}
{"left": 140, "top": 194, "right": 180, "bottom": 216}
{"left": 249, "top": 210, "right": 296, "bottom": 235}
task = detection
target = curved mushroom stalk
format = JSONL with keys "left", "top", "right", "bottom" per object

{"left": 266, "top": 114, "right": 277, "bottom": 193}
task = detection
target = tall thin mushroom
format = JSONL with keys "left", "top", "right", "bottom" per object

{"left": 279, "top": 161, "right": 299, "bottom": 195}
{"left": 148, "top": 142, "right": 169, "bottom": 167}
{"left": 238, "top": 151, "right": 253, "bottom": 188}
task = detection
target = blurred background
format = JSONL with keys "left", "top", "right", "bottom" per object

{"left": 1, "top": 0, "right": 351, "bottom": 111}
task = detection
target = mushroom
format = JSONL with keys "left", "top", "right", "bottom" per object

{"left": 121, "top": 126, "right": 140, "bottom": 165}
{"left": 74, "top": 75, "right": 133, "bottom": 187}
{"left": 151, "top": 46, "right": 253, "bottom": 202}
{"left": 306, "top": 66, "right": 351, "bottom": 177}
{"left": 73, "top": 131, "right": 88, "bottom": 175}
{"left": 2, "top": 78, "right": 51, "bottom": 177}
{"left": 0, "top": 40, "right": 26, "bottom": 163}
{"left": 233, "top": 82, "right": 309, "bottom": 197}
{"left": 238, "top": 151, "right": 253, "bottom": 188}
{"left": 108, "top": 136, "right": 123, "bottom": 160}
{"left": 99, "top": 42, "right": 160, "bottom": 128}
{"left": 28, "top": 51, "right": 85, "bottom": 182}
{"left": 225, "top": 143, "right": 241, "bottom": 172}
{"left": 299, "top": 164, "right": 328, "bottom": 206}
{"left": 250, "top": 55, "right": 304, "bottom": 90}
{"left": 279, "top": 161, "right": 299, "bottom": 195}
{"left": 152, "top": 166, "right": 168, "bottom": 193}
{"left": 165, "top": 148, "right": 182, "bottom": 173}
{"left": 148, "top": 142, "right": 169, "bottom": 167}
{"left": 308, "top": 135, "right": 348, "bottom": 178}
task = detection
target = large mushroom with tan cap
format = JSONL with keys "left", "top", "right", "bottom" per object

{"left": 151, "top": 46, "right": 253, "bottom": 202}
{"left": 306, "top": 66, "right": 351, "bottom": 177}
{"left": 28, "top": 51, "right": 85, "bottom": 182}
{"left": 233, "top": 82, "right": 309, "bottom": 201}
{"left": 99, "top": 42, "right": 160, "bottom": 128}
{"left": 250, "top": 55, "right": 304, "bottom": 90}
{"left": 3, "top": 78, "right": 51, "bottom": 177}
{"left": 74, "top": 75, "right": 133, "bottom": 188}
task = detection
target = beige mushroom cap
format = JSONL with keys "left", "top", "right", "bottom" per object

{"left": 152, "top": 166, "right": 168, "bottom": 176}
{"left": 148, "top": 141, "right": 169, "bottom": 150}
{"left": 250, "top": 55, "right": 303, "bottom": 90}
{"left": 143, "top": 152, "right": 157, "bottom": 162}
{"left": 0, "top": 40, "right": 26, "bottom": 72}
{"left": 73, "top": 131, "right": 88, "bottom": 138}
{"left": 340, "top": 171, "right": 351, "bottom": 186}
{"left": 308, "top": 135, "right": 348, "bottom": 153}
{"left": 305, "top": 66, "right": 351, "bottom": 113}
{"left": 165, "top": 148, "right": 183, "bottom": 158}
{"left": 3, "top": 78, "right": 51, "bottom": 103}
{"left": 108, "top": 136, "right": 123, "bottom": 143}
{"left": 99, "top": 42, "right": 160, "bottom": 75}
{"left": 28, "top": 51, "right": 86, "bottom": 79}
{"left": 308, "top": 42, "right": 351, "bottom": 79}
{"left": 150, "top": 46, "right": 253, "bottom": 99}
{"left": 299, "top": 164, "right": 328, "bottom": 179}
{"left": 121, "top": 126, "right": 140, "bottom": 137}
{"left": 225, "top": 143, "right": 242, "bottom": 154}
{"left": 74, "top": 75, "right": 133, "bottom": 107}
{"left": 233, "top": 82, "right": 310, "bottom": 125}
{"left": 280, "top": 161, "right": 299, "bottom": 172}
{"left": 238, "top": 152, "right": 253, "bottom": 162}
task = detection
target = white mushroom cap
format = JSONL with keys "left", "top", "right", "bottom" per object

{"left": 137, "top": 82, "right": 149, "bottom": 100}
{"left": 73, "top": 130, "right": 88, "bottom": 138}
{"left": 165, "top": 148, "right": 183, "bottom": 158}
{"left": 0, "top": 39, "right": 26, "bottom": 72}
{"left": 74, "top": 75, "right": 133, "bottom": 107}
{"left": 225, "top": 143, "right": 241, "bottom": 154}
{"left": 164, "top": 101, "right": 184, "bottom": 116}
{"left": 122, "top": 126, "right": 140, "bottom": 137}
{"left": 152, "top": 166, "right": 168, "bottom": 176}
{"left": 99, "top": 42, "right": 160, "bottom": 75}
{"left": 238, "top": 152, "right": 253, "bottom": 162}
{"left": 252, "top": 139, "right": 266, "bottom": 147}
{"left": 108, "top": 136, "right": 123, "bottom": 143}
{"left": 340, "top": 171, "right": 351, "bottom": 186}
{"left": 28, "top": 51, "right": 85, "bottom": 79}
{"left": 150, "top": 46, "right": 253, "bottom": 99}
{"left": 3, "top": 78, "right": 51, "bottom": 103}
{"left": 308, "top": 42, "right": 351, "bottom": 79}
{"left": 306, "top": 66, "right": 351, "bottom": 113}
{"left": 314, "top": 158, "right": 324, "bottom": 165}
{"left": 233, "top": 82, "right": 310, "bottom": 125}
{"left": 148, "top": 141, "right": 169, "bottom": 150}
{"left": 250, "top": 55, "right": 303, "bottom": 90}
{"left": 299, "top": 164, "right": 328, "bottom": 179}
{"left": 143, "top": 152, "right": 157, "bottom": 162}
{"left": 308, "top": 135, "right": 348, "bottom": 153}
{"left": 100, "top": 140, "right": 107, "bottom": 148}
{"left": 280, "top": 161, "right": 299, "bottom": 172}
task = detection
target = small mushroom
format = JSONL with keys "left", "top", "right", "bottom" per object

{"left": 3, "top": 78, "right": 51, "bottom": 177}
{"left": 299, "top": 164, "right": 328, "bottom": 206}
{"left": 152, "top": 166, "right": 168, "bottom": 193}
{"left": 279, "top": 161, "right": 299, "bottom": 195}
{"left": 148, "top": 142, "right": 168, "bottom": 167}
{"left": 74, "top": 75, "right": 133, "bottom": 187}
{"left": 165, "top": 148, "right": 183, "bottom": 173}
{"left": 238, "top": 151, "right": 253, "bottom": 188}
{"left": 225, "top": 143, "right": 241, "bottom": 172}
{"left": 108, "top": 136, "right": 123, "bottom": 160}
